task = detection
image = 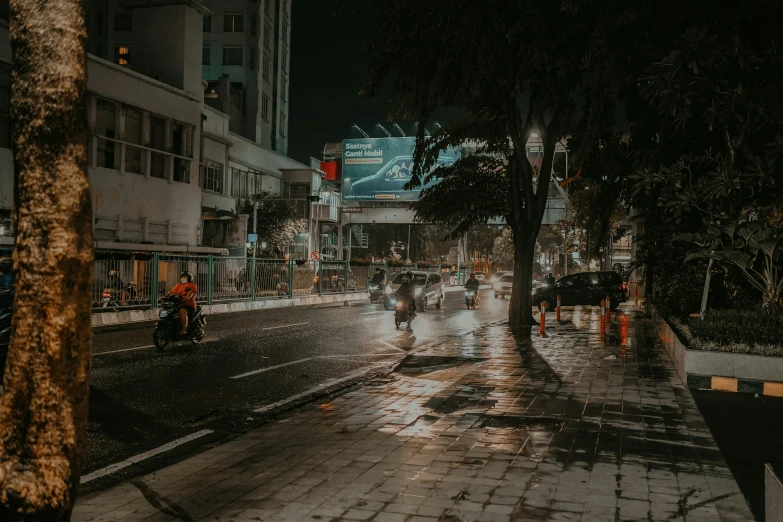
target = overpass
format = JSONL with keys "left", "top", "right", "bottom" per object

{"left": 339, "top": 178, "right": 568, "bottom": 226}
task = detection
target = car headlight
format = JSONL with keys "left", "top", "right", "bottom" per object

{"left": 385, "top": 285, "right": 393, "bottom": 294}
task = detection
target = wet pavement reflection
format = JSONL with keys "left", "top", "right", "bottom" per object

{"left": 74, "top": 304, "right": 752, "bottom": 522}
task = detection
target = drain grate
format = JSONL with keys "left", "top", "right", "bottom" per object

{"left": 205, "top": 412, "right": 268, "bottom": 433}
{"left": 478, "top": 415, "right": 565, "bottom": 432}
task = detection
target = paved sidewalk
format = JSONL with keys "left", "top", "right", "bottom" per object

{"left": 72, "top": 306, "right": 753, "bottom": 522}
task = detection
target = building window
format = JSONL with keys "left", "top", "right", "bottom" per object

{"left": 223, "top": 14, "right": 243, "bottom": 32}
{"left": 203, "top": 15, "right": 211, "bottom": 32}
{"left": 279, "top": 113, "right": 286, "bottom": 137}
{"left": 123, "top": 107, "right": 143, "bottom": 175}
{"left": 281, "top": 49, "right": 287, "bottom": 72}
{"left": 282, "top": 19, "right": 288, "bottom": 43}
{"left": 222, "top": 47, "right": 243, "bottom": 66}
{"left": 249, "top": 48, "right": 256, "bottom": 70}
{"left": 95, "top": 98, "right": 116, "bottom": 169}
{"left": 202, "top": 47, "right": 210, "bottom": 65}
{"left": 114, "top": 12, "right": 131, "bottom": 31}
{"left": 265, "top": 0, "right": 273, "bottom": 18}
{"left": 114, "top": 46, "right": 130, "bottom": 66}
{"left": 203, "top": 161, "right": 224, "bottom": 193}
{"left": 172, "top": 122, "right": 193, "bottom": 183}
{"left": 250, "top": 15, "right": 257, "bottom": 36}
{"left": 281, "top": 78, "right": 286, "bottom": 101}
{"left": 261, "top": 94, "right": 269, "bottom": 121}
{"left": 263, "top": 22, "right": 271, "bottom": 48}
{"left": 149, "top": 115, "right": 166, "bottom": 179}
{"left": 262, "top": 53, "right": 270, "bottom": 80}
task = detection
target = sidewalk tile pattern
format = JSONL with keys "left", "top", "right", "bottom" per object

{"left": 72, "top": 307, "right": 753, "bottom": 521}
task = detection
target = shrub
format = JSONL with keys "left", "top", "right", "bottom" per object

{"left": 687, "top": 307, "right": 783, "bottom": 347}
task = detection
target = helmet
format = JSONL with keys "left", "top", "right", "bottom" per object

{"left": 380, "top": 268, "right": 386, "bottom": 274}
{"left": 180, "top": 271, "right": 193, "bottom": 283}
{"left": 470, "top": 272, "right": 476, "bottom": 278}
{"left": 375, "top": 267, "right": 381, "bottom": 272}
{"left": 401, "top": 276, "right": 410, "bottom": 283}
{"left": 406, "top": 271, "right": 413, "bottom": 278}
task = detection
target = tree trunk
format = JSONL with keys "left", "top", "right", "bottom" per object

{"left": 0, "top": 1, "right": 92, "bottom": 520}
{"left": 508, "top": 229, "right": 537, "bottom": 327}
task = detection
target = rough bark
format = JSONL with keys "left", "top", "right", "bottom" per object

{"left": 0, "top": 1, "right": 92, "bottom": 520}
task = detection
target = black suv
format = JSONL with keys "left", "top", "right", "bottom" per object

{"left": 533, "top": 271, "right": 627, "bottom": 312}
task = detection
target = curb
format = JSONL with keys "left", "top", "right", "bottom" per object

{"left": 91, "top": 292, "right": 367, "bottom": 327}
{"left": 687, "top": 374, "right": 783, "bottom": 397}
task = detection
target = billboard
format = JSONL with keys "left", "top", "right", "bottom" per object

{"left": 342, "top": 137, "right": 460, "bottom": 202}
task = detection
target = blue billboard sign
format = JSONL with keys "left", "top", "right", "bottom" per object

{"left": 342, "top": 137, "right": 460, "bottom": 202}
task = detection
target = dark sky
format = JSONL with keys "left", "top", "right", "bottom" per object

{"left": 287, "top": 3, "right": 387, "bottom": 165}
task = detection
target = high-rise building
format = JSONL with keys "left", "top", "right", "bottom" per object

{"left": 85, "top": 0, "right": 291, "bottom": 155}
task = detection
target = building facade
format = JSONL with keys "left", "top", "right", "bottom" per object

{"left": 0, "top": 1, "right": 307, "bottom": 257}
{"left": 85, "top": 0, "right": 291, "bottom": 155}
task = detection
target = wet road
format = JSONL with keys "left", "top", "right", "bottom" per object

{"left": 86, "top": 288, "right": 508, "bottom": 476}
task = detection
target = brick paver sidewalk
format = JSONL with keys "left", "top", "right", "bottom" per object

{"left": 73, "top": 306, "right": 752, "bottom": 522}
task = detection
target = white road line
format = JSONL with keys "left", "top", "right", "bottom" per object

{"left": 80, "top": 429, "right": 214, "bottom": 484}
{"left": 361, "top": 311, "right": 384, "bottom": 315}
{"left": 378, "top": 339, "right": 407, "bottom": 352}
{"left": 262, "top": 321, "right": 309, "bottom": 331}
{"left": 318, "top": 353, "right": 404, "bottom": 358}
{"left": 230, "top": 358, "right": 313, "bottom": 379}
{"left": 253, "top": 363, "right": 392, "bottom": 414}
{"left": 93, "top": 345, "right": 156, "bottom": 357}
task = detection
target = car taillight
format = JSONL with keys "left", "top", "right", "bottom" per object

{"left": 620, "top": 283, "right": 627, "bottom": 291}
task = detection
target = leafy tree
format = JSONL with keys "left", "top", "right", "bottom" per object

{"left": 630, "top": 23, "right": 783, "bottom": 312}
{"left": 364, "top": 0, "right": 644, "bottom": 325}
{"left": 0, "top": 1, "right": 93, "bottom": 520}
{"left": 244, "top": 191, "right": 306, "bottom": 257}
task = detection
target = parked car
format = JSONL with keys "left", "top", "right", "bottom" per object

{"left": 533, "top": 271, "right": 628, "bottom": 312}
{"left": 385, "top": 270, "right": 445, "bottom": 311}
{"left": 493, "top": 272, "right": 514, "bottom": 299}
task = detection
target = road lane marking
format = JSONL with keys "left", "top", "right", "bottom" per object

{"left": 262, "top": 321, "right": 309, "bottom": 331}
{"left": 80, "top": 429, "right": 214, "bottom": 484}
{"left": 93, "top": 345, "right": 156, "bottom": 357}
{"left": 361, "top": 311, "right": 385, "bottom": 315}
{"left": 253, "top": 363, "right": 392, "bottom": 414}
{"left": 230, "top": 358, "right": 313, "bottom": 379}
{"left": 318, "top": 353, "right": 404, "bottom": 358}
{"left": 378, "top": 339, "right": 408, "bottom": 352}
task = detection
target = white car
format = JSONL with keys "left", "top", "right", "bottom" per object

{"left": 475, "top": 273, "right": 486, "bottom": 283}
{"left": 493, "top": 272, "right": 514, "bottom": 298}
{"left": 385, "top": 270, "right": 444, "bottom": 311}
{"left": 490, "top": 270, "right": 510, "bottom": 283}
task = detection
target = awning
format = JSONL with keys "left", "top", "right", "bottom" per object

{"left": 202, "top": 207, "right": 236, "bottom": 220}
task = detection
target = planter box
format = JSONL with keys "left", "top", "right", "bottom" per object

{"left": 651, "top": 306, "right": 783, "bottom": 390}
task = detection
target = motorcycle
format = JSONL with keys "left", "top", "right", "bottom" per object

{"left": 368, "top": 282, "right": 386, "bottom": 303}
{"left": 465, "top": 289, "right": 480, "bottom": 309}
{"left": 394, "top": 296, "right": 415, "bottom": 329}
{"left": 100, "top": 282, "right": 139, "bottom": 308}
{"left": 153, "top": 295, "right": 206, "bottom": 350}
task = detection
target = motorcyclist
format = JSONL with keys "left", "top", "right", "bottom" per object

{"left": 167, "top": 271, "right": 198, "bottom": 335}
{"left": 544, "top": 273, "right": 556, "bottom": 287}
{"left": 106, "top": 268, "right": 127, "bottom": 305}
{"left": 369, "top": 268, "right": 387, "bottom": 288}
{"left": 465, "top": 272, "right": 481, "bottom": 292}
{"left": 395, "top": 272, "right": 417, "bottom": 316}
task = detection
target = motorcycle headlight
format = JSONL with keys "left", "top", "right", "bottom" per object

{"left": 385, "top": 285, "right": 393, "bottom": 294}
{"left": 396, "top": 301, "right": 404, "bottom": 309}
{"left": 159, "top": 309, "right": 170, "bottom": 318}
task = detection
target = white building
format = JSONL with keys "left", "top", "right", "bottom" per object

{"left": 0, "top": 0, "right": 310, "bottom": 256}
{"left": 85, "top": 0, "right": 291, "bottom": 155}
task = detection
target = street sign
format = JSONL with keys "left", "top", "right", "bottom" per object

{"left": 342, "top": 207, "right": 363, "bottom": 213}
{"left": 310, "top": 251, "right": 321, "bottom": 260}
{"left": 247, "top": 233, "right": 258, "bottom": 243}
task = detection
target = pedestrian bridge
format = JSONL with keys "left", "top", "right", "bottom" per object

{"left": 340, "top": 179, "right": 567, "bottom": 226}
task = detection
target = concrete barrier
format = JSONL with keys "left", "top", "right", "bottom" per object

{"left": 92, "top": 292, "right": 368, "bottom": 327}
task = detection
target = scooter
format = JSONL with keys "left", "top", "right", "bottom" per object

{"left": 153, "top": 296, "right": 206, "bottom": 350}
{"left": 369, "top": 282, "right": 386, "bottom": 303}
{"left": 465, "top": 289, "right": 480, "bottom": 309}
{"left": 394, "top": 297, "right": 415, "bottom": 329}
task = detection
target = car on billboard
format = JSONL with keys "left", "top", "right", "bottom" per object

{"left": 343, "top": 155, "right": 453, "bottom": 200}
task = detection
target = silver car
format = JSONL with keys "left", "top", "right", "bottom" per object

{"left": 493, "top": 272, "right": 514, "bottom": 299}
{"left": 385, "top": 270, "right": 445, "bottom": 311}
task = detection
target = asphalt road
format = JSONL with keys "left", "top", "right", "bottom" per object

{"left": 85, "top": 287, "right": 508, "bottom": 478}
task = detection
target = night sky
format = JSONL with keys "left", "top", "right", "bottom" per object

{"left": 287, "top": 3, "right": 386, "bottom": 165}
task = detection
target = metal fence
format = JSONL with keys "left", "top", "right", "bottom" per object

{"left": 0, "top": 248, "right": 456, "bottom": 311}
